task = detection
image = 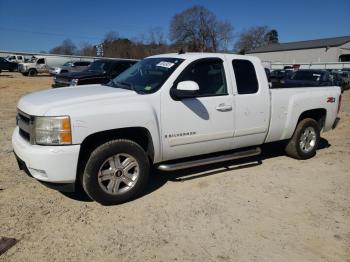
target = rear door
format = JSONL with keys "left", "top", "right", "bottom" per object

{"left": 230, "top": 59, "right": 270, "bottom": 147}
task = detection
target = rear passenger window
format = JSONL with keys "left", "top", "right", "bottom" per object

{"left": 232, "top": 59, "right": 258, "bottom": 94}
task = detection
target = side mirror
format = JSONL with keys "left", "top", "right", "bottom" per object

{"left": 171, "top": 81, "right": 199, "bottom": 100}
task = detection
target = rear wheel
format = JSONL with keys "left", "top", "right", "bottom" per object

{"left": 82, "top": 139, "right": 150, "bottom": 205}
{"left": 285, "top": 118, "right": 320, "bottom": 159}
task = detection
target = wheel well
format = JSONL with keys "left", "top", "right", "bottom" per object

{"left": 76, "top": 127, "right": 154, "bottom": 184}
{"left": 298, "top": 109, "right": 326, "bottom": 129}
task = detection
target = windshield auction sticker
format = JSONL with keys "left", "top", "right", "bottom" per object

{"left": 156, "top": 61, "right": 175, "bottom": 68}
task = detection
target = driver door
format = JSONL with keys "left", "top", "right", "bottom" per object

{"left": 36, "top": 58, "right": 47, "bottom": 73}
{"left": 160, "top": 58, "right": 235, "bottom": 161}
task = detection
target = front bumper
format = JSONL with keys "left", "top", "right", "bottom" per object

{"left": 12, "top": 127, "right": 80, "bottom": 184}
{"left": 52, "top": 82, "right": 70, "bottom": 88}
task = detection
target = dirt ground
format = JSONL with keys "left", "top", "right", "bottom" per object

{"left": 0, "top": 72, "right": 349, "bottom": 262}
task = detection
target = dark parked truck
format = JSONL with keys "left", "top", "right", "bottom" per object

{"left": 0, "top": 57, "right": 18, "bottom": 73}
{"left": 52, "top": 59, "right": 138, "bottom": 88}
{"left": 284, "top": 70, "right": 335, "bottom": 88}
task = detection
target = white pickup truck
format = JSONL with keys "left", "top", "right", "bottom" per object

{"left": 12, "top": 53, "right": 341, "bottom": 205}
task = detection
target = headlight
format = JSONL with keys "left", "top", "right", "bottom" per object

{"left": 70, "top": 78, "right": 79, "bottom": 86}
{"left": 35, "top": 116, "right": 72, "bottom": 145}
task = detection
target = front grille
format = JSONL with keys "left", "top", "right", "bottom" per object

{"left": 17, "top": 110, "right": 34, "bottom": 143}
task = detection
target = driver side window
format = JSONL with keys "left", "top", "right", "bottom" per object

{"left": 177, "top": 59, "right": 227, "bottom": 96}
{"left": 37, "top": 58, "right": 45, "bottom": 64}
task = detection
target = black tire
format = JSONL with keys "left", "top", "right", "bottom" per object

{"left": 28, "top": 69, "right": 37, "bottom": 77}
{"left": 82, "top": 139, "right": 150, "bottom": 205}
{"left": 285, "top": 118, "right": 320, "bottom": 159}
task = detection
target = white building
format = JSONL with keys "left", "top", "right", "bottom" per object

{"left": 247, "top": 36, "right": 350, "bottom": 64}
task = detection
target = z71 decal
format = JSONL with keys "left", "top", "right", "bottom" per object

{"left": 327, "top": 97, "right": 336, "bottom": 103}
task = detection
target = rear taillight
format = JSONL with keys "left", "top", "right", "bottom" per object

{"left": 337, "top": 95, "right": 342, "bottom": 114}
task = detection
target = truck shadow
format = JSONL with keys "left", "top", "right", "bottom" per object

{"left": 144, "top": 138, "right": 330, "bottom": 196}
{"left": 61, "top": 138, "right": 330, "bottom": 203}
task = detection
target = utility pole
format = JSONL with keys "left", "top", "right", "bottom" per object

{"left": 95, "top": 43, "right": 104, "bottom": 57}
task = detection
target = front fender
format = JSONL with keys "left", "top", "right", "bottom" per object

{"left": 47, "top": 101, "right": 162, "bottom": 162}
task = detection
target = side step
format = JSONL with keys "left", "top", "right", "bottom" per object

{"left": 157, "top": 147, "right": 261, "bottom": 172}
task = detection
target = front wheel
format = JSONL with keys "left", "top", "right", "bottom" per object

{"left": 285, "top": 118, "right": 320, "bottom": 159}
{"left": 82, "top": 139, "right": 150, "bottom": 205}
{"left": 28, "top": 69, "right": 37, "bottom": 77}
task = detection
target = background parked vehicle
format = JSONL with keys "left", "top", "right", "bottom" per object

{"left": 5, "top": 54, "right": 25, "bottom": 63}
{"left": 18, "top": 56, "right": 72, "bottom": 76}
{"left": 0, "top": 57, "right": 18, "bottom": 73}
{"left": 270, "top": 69, "right": 293, "bottom": 88}
{"left": 284, "top": 70, "right": 333, "bottom": 88}
{"left": 52, "top": 59, "right": 138, "bottom": 88}
{"left": 49, "top": 61, "right": 91, "bottom": 75}
{"left": 329, "top": 71, "right": 346, "bottom": 91}
{"left": 332, "top": 70, "right": 350, "bottom": 90}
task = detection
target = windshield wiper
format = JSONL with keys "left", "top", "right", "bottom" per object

{"left": 116, "top": 81, "right": 132, "bottom": 88}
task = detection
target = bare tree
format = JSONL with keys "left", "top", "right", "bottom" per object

{"left": 78, "top": 42, "right": 96, "bottom": 56}
{"left": 265, "top": 29, "right": 279, "bottom": 44}
{"left": 104, "top": 31, "right": 120, "bottom": 43}
{"left": 148, "top": 27, "right": 166, "bottom": 45}
{"left": 170, "top": 5, "right": 233, "bottom": 52}
{"left": 50, "top": 39, "right": 77, "bottom": 55}
{"left": 234, "top": 26, "right": 271, "bottom": 54}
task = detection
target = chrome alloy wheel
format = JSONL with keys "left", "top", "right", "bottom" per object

{"left": 299, "top": 127, "right": 317, "bottom": 153}
{"left": 97, "top": 153, "right": 139, "bottom": 195}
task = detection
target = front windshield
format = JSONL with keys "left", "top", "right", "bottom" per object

{"left": 108, "top": 57, "right": 184, "bottom": 93}
{"left": 88, "top": 60, "right": 110, "bottom": 73}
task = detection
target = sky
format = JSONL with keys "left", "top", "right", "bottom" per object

{"left": 0, "top": 0, "right": 349, "bottom": 52}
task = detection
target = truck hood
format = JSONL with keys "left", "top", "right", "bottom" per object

{"left": 57, "top": 70, "right": 106, "bottom": 80}
{"left": 17, "top": 84, "right": 135, "bottom": 116}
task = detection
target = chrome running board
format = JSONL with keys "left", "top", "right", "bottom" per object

{"left": 157, "top": 147, "right": 261, "bottom": 171}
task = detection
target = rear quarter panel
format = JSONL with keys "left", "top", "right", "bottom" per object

{"left": 265, "top": 86, "right": 341, "bottom": 143}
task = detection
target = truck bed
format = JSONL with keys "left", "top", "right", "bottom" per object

{"left": 265, "top": 86, "right": 341, "bottom": 143}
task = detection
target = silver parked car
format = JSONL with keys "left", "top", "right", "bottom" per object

{"left": 49, "top": 61, "right": 91, "bottom": 75}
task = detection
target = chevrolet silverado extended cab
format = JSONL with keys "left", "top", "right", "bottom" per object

{"left": 12, "top": 53, "right": 341, "bottom": 205}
